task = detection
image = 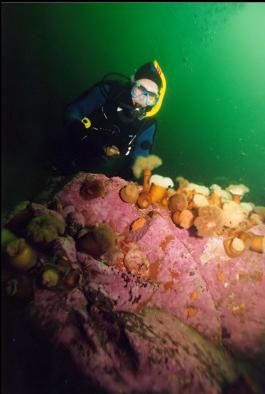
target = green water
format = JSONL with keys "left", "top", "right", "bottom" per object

{"left": 2, "top": 2, "right": 265, "bottom": 212}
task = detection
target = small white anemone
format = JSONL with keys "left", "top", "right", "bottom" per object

{"left": 210, "top": 184, "right": 232, "bottom": 201}
{"left": 176, "top": 176, "right": 189, "bottom": 189}
{"left": 132, "top": 155, "right": 162, "bottom": 179}
{"left": 226, "top": 184, "right": 250, "bottom": 197}
{"left": 185, "top": 183, "right": 210, "bottom": 196}
{"left": 222, "top": 201, "right": 247, "bottom": 228}
{"left": 240, "top": 202, "right": 255, "bottom": 216}
{"left": 150, "top": 174, "right": 174, "bottom": 189}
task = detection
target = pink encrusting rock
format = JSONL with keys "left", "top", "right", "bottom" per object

{"left": 57, "top": 173, "right": 141, "bottom": 233}
{"left": 27, "top": 172, "right": 265, "bottom": 392}
{"left": 133, "top": 213, "right": 222, "bottom": 342}
{"left": 52, "top": 236, "right": 78, "bottom": 263}
{"left": 182, "top": 229, "right": 265, "bottom": 356}
{"left": 54, "top": 173, "right": 265, "bottom": 355}
{"left": 78, "top": 253, "right": 157, "bottom": 313}
{"left": 32, "top": 286, "right": 240, "bottom": 394}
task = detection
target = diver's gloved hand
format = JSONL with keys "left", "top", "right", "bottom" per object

{"left": 104, "top": 145, "right": 120, "bottom": 157}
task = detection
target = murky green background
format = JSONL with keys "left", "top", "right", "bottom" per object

{"left": 2, "top": 2, "right": 265, "bottom": 213}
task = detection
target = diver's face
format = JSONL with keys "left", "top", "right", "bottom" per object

{"left": 131, "top": 78, "right": 159, "bottom": 108}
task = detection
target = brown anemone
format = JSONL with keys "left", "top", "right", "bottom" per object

{"left": 80, "top": 175, "right": 106, "bottom": 200}
{"left": 77, "top": 224, "right": 115, "bottom": 258}
{"left": 119, "top": 183, "right": 140, "bottom": 204}
{"left": 168, "top": 193, "right": 188, "bottom": 212}
{"left": 194, "top": 206, "right": 224, "bottom": 237}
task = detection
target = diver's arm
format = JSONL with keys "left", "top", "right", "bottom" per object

{"left": 63, "top": 82, "right": 111, "bottom": 127}
{"left": 62, "top": 82, "right": 112, "bottom": 160}
{"left": 130, "top": 122, "right": 157, "bottom": 161}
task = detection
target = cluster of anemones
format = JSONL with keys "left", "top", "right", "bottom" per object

{"left": 119, "top": 155, "right": 265, "bottom": 257}
{"left": 1, "top": 202, "right": 81, "bottom": 304}
{"left": 168, "top": 181, "right": 264, "bottom": 256}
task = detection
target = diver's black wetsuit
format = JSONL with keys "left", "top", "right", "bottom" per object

{"left": 59, "top": 80, "right": 157, "bottom": 178}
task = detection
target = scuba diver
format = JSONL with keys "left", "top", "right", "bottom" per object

{"left": 55, "top": 60, "right": 166, "bottom": 179}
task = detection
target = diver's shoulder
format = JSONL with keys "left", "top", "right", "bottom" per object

{"left": 141, "top": 116, "right": 157, "bottom": 129}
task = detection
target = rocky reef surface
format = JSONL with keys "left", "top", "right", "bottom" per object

{"left": 2, "top": 173, "right": 265, "bottom": 393}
